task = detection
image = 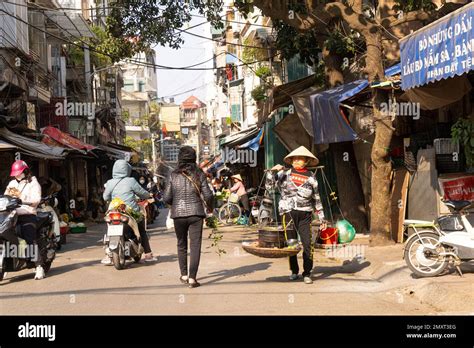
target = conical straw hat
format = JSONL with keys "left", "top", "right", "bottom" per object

{"left": 231, "top": 174, "right": 243, "bottom": 182}
{"left": 284, "top": 146, "right": 319, "bottom": 167}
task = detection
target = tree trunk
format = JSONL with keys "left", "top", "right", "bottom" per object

{"left": 369, "top": 89, "right": 394, "bottom": 245}
{"left": 366, "top": 31, "right": 394, "bottom": 245}
{"left": 331, "top": 142, "right": 368, "bottom": 233}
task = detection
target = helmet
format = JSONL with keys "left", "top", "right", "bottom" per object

{"left": 10, "top": 160, "right": 29, "bottom": 177}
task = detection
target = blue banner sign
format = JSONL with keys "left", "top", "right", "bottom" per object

{"left": 400, "top": 2, "right": 474, "bottom": 90}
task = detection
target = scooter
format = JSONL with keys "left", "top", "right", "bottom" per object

{"left": 256, "top": 171, "right": 278, "bottom": 227}
{"left": 37, "top": 193, "right": 61, "bottom": 250}
{"left": 0, "top": 195, "right": 57, "bottom": 281}
{"left": 404, "top": 199, "right": 474, "bottom": 277}
{"left": 104, "top": 204, "right": 144, "bottom": 270}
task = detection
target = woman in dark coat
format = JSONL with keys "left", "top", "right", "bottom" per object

{"left": 163, "top": 146, "right": 214, "bottom": 288}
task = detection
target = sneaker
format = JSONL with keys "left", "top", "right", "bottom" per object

{"left": 188, "top": 279, "right": 200, "bottom": 288}
{"left": 101, "top": 256, "right": 112, "bottom": 265}
{"left": 303, "top": 276, "right": 313, "bottom": 284}
{"left": 143, "top": 253, "right": 159, "bottom": 263}
{"left": 34, "top": 266, "right": 45, "bottom": 280}
{"left": 289, "top": 274, "right": 299, "bottom": 281}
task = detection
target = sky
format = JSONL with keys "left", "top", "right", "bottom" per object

{"left": 154, "top": 15, "right": 214, "bottom": 105}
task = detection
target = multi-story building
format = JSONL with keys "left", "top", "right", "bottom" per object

{"left": 121, "top": 50, "right": 158, "bottom": 162}
{"left": 180, "top": 96, "right": 209, "bottom": 161}
{"left": 206, "top": 1, "right": 278, "bottom": 144}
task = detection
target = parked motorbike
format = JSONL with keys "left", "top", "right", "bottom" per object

{"left": 404, "top": 199, "right": 474, "bottom": 277}
{"left": 0, "top": 195, "right": 57, "bottom": 281}
{"left": 37, "top": 193, "right": 61, "bottom": 250}
{"left": 104, "top": 205, "right": 143, "bottom": 270}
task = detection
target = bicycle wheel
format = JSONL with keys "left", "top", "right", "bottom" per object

{"left": 218, "top": 203, "right": 241, "bottom": 225}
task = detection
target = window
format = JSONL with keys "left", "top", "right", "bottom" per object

{"left": 163, "top": 143, "right": 179, "bottom": 162}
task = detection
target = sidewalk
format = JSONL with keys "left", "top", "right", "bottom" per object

{"left": 2, "top": 216, "right": 474, "bottom": 315}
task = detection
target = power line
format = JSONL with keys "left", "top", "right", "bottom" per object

{"left": 0, "top": 8, "right": 278, "bottom": 71}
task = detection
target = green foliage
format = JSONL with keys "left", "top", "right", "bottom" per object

{"left": 451, "top": 118, "right": 474, "bottom": 167}
{"left": 208, "top": 228, "right": 226, "bottom": 256}
{"left": 66, "top": 45, "right": 85, "bottom": 66}
{"left": 242, "top": 38, "right": 268, "bottom": 64}
{"left": 124, "top": 135, "right": 152, "bottom": 161}
{"left": 121, "top": 110, "right": 130, "bottom": 123}
{"left": 255, "top": 65, "right": 271, "bottom": 79}
{"left": 106, "top": 0, "right": 224, "bottom": 61}
{"left": 272, "top": 19, "right": 322, "bottom": 67}
{"left": 394, "top": 0, "right": 437, "bottom": 12}
{"left": 325, "top": 31, "right": 357, "bottom": 57}
{"left": 251, "top": 85, "right": 267, "bottom": 102}
{"left": 89, "top": 25, "right": 135, "bottom": 63}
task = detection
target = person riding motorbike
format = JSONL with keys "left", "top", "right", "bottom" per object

{"left": 138, "top": 176, "right": 148, "bottom": 191}
{"left": 102, "top": 160, "right": 158, "bottom": 264}
{"left": 4, "top": 160, "right": 44, "bottom": 279}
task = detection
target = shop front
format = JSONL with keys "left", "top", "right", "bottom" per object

{"left": 400, "top": 1, "right": 474, "bottom": 226}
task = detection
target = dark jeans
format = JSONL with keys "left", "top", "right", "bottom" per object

{"left": 17, "top": 214, "right": 42, "bottom": 266}
{"left": 284, "top": 210, "right": 313, "bottom": 277}
{"left": 174, "top": 216, "right": 203, "bottom": 280}
{"left": 138, "top": 219, "right": 152, "bottom": 254}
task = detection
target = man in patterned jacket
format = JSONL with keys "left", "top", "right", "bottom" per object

{"left": 268, "top": 146, "right": 327, "bottom": 284}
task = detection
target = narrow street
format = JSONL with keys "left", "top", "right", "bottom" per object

{"left": 2, "top": 209, "right": 474, "bottom": 315}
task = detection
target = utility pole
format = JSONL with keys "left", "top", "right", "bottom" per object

{"left": 151, "top": 133, "right": 157, "bottom": 173}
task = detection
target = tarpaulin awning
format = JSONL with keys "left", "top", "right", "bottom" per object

{"left": 0, "top": 127, "right": 67, "bottom": 160}
{"left": 0, "top": 139, "right": 16, "bottom": 150}
{"left": 400, "top": 2, "right": 474, "bottom": 90}
{"left": 309, "top": 80, "right": 363, "bottom": 144}
{"left": 41, "top": 126, "right": 96, "bottom": 152}
{"left": 401, "top": 74, "right": 472, "bottom": 110}
{"left": 237, "top": 128, "right": 264, "bottom": 151}
{"left": 309, "top": 64, "right": 401, "bottom": 145}
{"left": 219, "top": 126, "right": 261, "bottom": 149}
{"left": 97, "top": 145, "right": 133, "bottom": 160}
{"left": 291, "top": 86, "right": 323, "bottom": 138}
{"left": 274, "top": 113, "right": 313, "bottom": 152}
{"left": 259, "top": 74, "right": 317, "bottom": 126}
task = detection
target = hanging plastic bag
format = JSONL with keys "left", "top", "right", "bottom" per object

{"left": 336, "top": 219, "right": 356, "bottom": 244}
{"left": 166, "top": 210, "right": 174, "bottom": 230}
{"left": 237, "top": 215, "right": 249, "bottom": 225}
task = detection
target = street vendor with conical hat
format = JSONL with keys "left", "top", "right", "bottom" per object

{"left": 268, "top": 146, "right": 327, "bottom": 284}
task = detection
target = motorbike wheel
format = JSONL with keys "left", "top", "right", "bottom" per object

{"left": 133, "top": 254, "right": 142, "bottom": 263}
{"left": 0, "top": 262, "right": 5, "bottom": 281}
{"left": 404, "top": 231, "right": 448, "bottom": 277}
{"left": 43, "top": 260, "right": 53, "bottom": 273}
{"left": 112, "top": 237, "right": 126, "bottom": 270}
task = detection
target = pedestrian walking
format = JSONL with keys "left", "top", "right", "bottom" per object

{"left": 163, "top": 146, "right": 214, "bottom": 288}
{"left": 268, "top": 146, "right": 327, "bottom": 284}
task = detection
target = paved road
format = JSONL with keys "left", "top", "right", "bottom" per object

{"left": 1, "top": 209, "right": 471, "bottom": 315}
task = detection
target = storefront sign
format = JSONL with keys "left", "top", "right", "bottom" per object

{"left": 400, "top": 3, "right": 474, "bottom": 90}
{"left": 439, "top": 175, "right": 474, "bottom": 201}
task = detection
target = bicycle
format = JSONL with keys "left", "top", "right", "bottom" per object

{"left": 218, "top": 193, "right": 242, "bottom": 225}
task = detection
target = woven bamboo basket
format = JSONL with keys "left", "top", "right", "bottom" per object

{"left": 242, "top": 241, "right": 301, "bottom": 258}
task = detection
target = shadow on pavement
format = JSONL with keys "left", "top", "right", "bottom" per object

{"left": 198, "top": 262, "right": 272, "bottom": 284}
{"left": 312, "top": 259, "right": 371, "bottom": 280}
